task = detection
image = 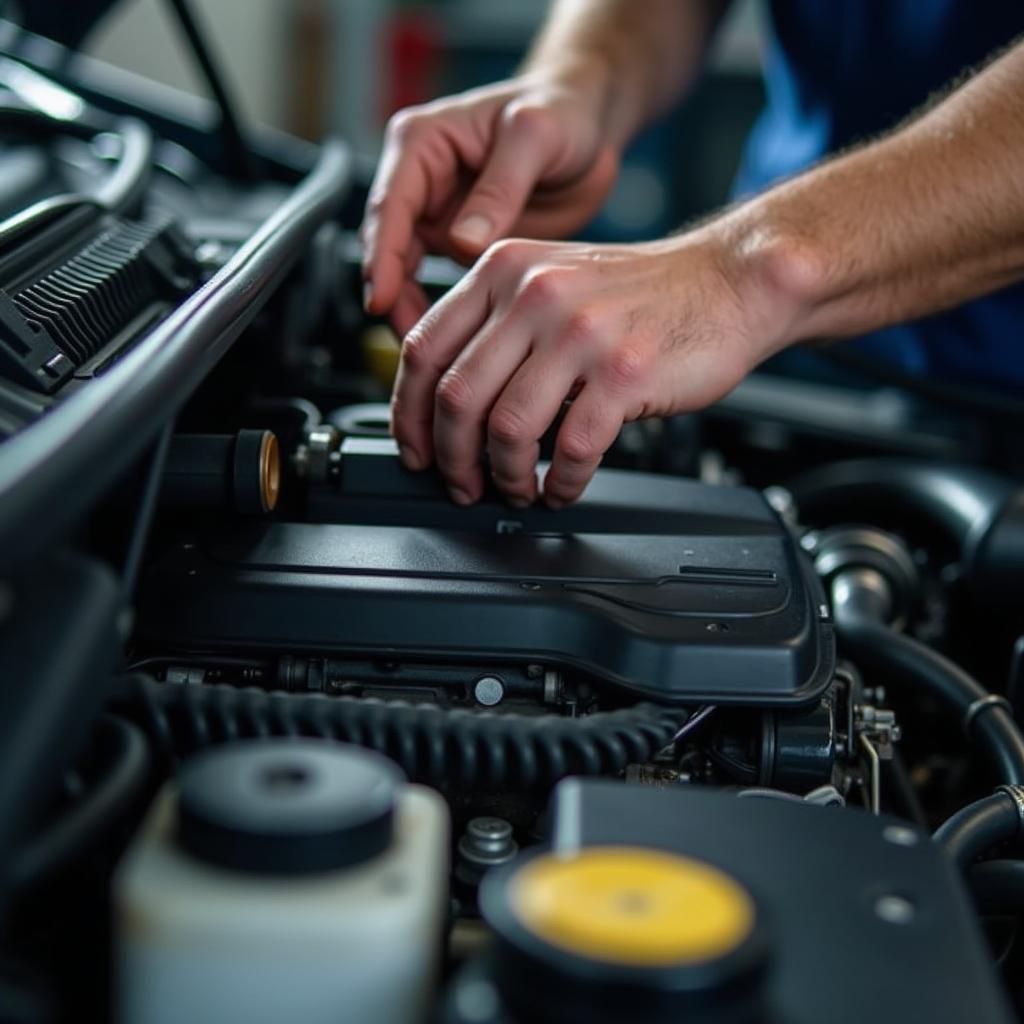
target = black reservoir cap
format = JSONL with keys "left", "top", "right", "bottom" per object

{"left": 176, "top": 739, "right": 403, "bottom": 875}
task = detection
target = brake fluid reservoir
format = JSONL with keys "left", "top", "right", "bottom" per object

{"left": 115, "top": 739, "right": 448, "bottom": 1024}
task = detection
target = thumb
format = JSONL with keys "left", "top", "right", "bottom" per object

{"left": 449, "top": 104, "right": 558, "bottom": 254}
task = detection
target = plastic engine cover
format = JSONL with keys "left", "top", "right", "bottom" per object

{"left": 136, "top": 457, "right": 835, "bottom": 706}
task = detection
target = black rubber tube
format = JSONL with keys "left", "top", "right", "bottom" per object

{"left": 113, "top": 676, "right": 683, "bottom": 791}
{"left": 92, "top": 116, "right": 154, "bottom": 214}
{"left": 934, "top": 792, "right": 1021, "bottom": 870}
{"left": 836, "top": 616, "right": 1024, "bottom": 787}
{"left": 788, "top": 458, "right": 1014, "bottom": 553}
{"left": 11, "top": 715, "right": 151, "bottom": 890}
{"left": 970, "top": 860, "right": 1024, "bottom": 916}
{"left": 0, "top": 104, "right": 153, "bottom": 216}
{"left": 791, "top": 458, "right": 1024, "bottom": 611}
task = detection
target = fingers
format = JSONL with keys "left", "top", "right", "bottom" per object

{"left": 544, "top": 387, "right": 623, "bottom": 508}
{"left": 362, "top": 111, "right": 452, "bottom": 316}
{"left": 432, "top": 318, "right": 532, "bottom": 504}
{"left": 390, "top": 271, "right": 491, "bottom": 470}
{"left": 390, "top": 279, "right": 430, "bottom": 340}
{"left": 449, "top": 103, "right": 558, "bottom": 255}
{"left": 484, "top": 355, "right": 581, "bottom": 506}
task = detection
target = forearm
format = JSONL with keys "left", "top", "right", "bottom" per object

{"left": 523, "top": 0, "right": 730, "bottom": 149}
{"left": 719, "top": 38, "right": 1024, "bottom": 358}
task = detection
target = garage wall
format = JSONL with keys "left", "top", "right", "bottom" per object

{"left": 86, "top": 0, "right": 290, "bottom": 130}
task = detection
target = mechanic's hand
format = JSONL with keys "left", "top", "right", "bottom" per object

{"left": 360, "top": 73, "right": 620, "bottom": 336}
{"left": 390, "top": 233, "right": 785, "bottom": 508}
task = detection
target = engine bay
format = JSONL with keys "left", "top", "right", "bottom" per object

{"left": 3, "top": 15, "right": 1024, "bottom": 1024}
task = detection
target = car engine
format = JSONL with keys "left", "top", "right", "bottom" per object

{"left": 2, "top": 13, "right": 1024, "bottom": 1024}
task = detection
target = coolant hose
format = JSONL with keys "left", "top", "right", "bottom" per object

{"left": 11, "top": 715, "right": 151, "bottom": 890}
{"left": 969, "top": 859, "right": 1024, "bottom": 916}
{"left": 836, "top": 615, "right": 1024, "bottom": 787}
{"left": 789, "top": 458, "right": 1024, "bottom": 609}
{"left": 113, "top": 675, "right": 683, "bottom": 790}
{"left": 934, "top": 788, "right": 1024, "bottom": 870}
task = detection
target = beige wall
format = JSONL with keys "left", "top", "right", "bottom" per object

{"left": 86, "top": 0, "right": 290, "bottom": 129}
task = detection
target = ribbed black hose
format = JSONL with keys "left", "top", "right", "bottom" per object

{"left": 970, "top": 860, "right": 1024, "bottom": 916}
{"left": 836, "top": 617, "right": 1024, "bottom": 787}
{"left": 11, "top": 715, "right": 151, "bottom": 890}
{"left": 934, "top": 792, "right": 1023, "bottom": 870}
{"left": 115, "top": 676, "right": 682, "bottom": 791}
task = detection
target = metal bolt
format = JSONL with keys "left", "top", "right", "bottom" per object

{"left": 874, "top": 894, "right": 915, "bottom": 925}
{"left": 474, "top": 676, "right": 505, "bottom": 707}
{"left": 456, "top": 816, "right": 518, "bottom": 886}
{"left": 466, "top": 817, "right": 512, "bottom": 851}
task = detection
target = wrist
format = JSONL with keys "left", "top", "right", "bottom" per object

{"left": 706, "top": 205, "right": 831, "bottom": 364}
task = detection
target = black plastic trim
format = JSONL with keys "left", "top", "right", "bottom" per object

{"left": 0, "top": 139, "right": 351, "bottom": 572}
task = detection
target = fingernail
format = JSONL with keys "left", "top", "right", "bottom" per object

{"left": 452, "top": 214, "right": 493, "bottom": 250}
{"left": 449, "top": 487, "right": 473, "bottom": 506}
{"left": 397, "top": 443, "right": 422, "bottom": 470}
{"left": 363, "top": 281, "right": 374, "bottom": 312}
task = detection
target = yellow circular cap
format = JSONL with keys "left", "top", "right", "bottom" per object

{"left": 509, "top": 847, "right": 754, "bottom": 967}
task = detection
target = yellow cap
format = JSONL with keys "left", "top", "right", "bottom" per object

{"left": 509, "top": 846, "right": 754, "bottom": 967}
{"left": 361, "top": 325, "right": 401, "bottom": 391}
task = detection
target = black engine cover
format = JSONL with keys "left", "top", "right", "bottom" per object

{"left": 136, "top": 449, "right": 834, "bottom": 706}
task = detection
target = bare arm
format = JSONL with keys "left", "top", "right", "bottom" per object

{"left": 390, "top": 38, "right": 1024, "bottom": 507}
{"left": 725, "top": 37, "right": 1024, "bottom": 348}
{"left": 361, "top": 0, "right": 728, "bottom": 333}
{"left": 523, "top": 0, "right": 731, "bottom": 148}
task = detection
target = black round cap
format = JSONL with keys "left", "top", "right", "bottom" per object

{"left": 177, "top": 740, "right": 403, "bottom": 875}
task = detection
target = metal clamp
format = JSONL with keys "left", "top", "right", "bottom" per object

{"left": 996, "top": 784, "right": 1024, "bottom": 837}
{"left": 963, "top": 694, "right": 1014, "bottom": 738}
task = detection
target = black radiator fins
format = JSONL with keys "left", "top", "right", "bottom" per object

{"left": 12, "top": 214, "right": 196, "bottom": 370}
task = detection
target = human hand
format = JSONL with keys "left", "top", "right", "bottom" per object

{"left": 389, "top": 230, "right": 798, "bottom": 508}
{"left": 360, "top": 71, "right": 620, "bottom": 336}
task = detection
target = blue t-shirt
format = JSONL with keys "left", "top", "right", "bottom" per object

{"left": 733, "top": 0, "right": 1024, "bottom": 393}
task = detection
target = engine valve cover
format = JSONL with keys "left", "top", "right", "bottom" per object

{"left": 137, "top": 451, "right": 834, "bottom": 706}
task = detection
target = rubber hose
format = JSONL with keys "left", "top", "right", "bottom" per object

{"left": 970, "top": 860, "right": 1024, "bottom": 916}
{"left": 788, "top": 458, "right": 1013, "bottom": 552}
{"left": 934, "top": 792, "right": 1022, "bottom": 870}
{"left": 114, "top": 675, "right": 682, "bottom": 791}
{"left": 837, "top": 617, "right": 1024, "bottom": 786}
{"left": 11, "top": 715, "right": 151, "bottom": 890}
